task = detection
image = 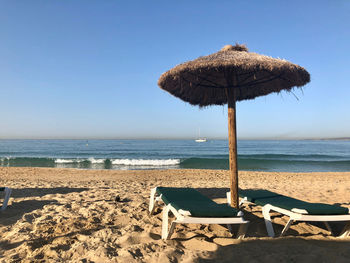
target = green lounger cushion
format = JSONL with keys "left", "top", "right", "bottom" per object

{"left": 239, "top": 189, "right": 349, "bottom": 215}
{"left": 239, "top": 189, "right": 281, "bottom": 202}
{"left": 156, "top": 187, "right": 239, "bottom": 217}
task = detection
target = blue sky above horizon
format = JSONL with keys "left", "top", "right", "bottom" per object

{"left": 0, "top": 1, "right": 349, "bottom": 140}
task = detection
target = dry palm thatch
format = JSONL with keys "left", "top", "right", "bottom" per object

{"left": 158, "top": 44, "right": 310, "bottom": 107}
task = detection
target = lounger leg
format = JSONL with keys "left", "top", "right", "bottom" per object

{"left": 162, "top": 205, "right": 171, "bottom": 239}
{"left": 262, "top": 205, "right": 275, "bottom": 237}
{"left": 1, "top": 187, "right": 12, "bottom": 211}
{"left": 237, "top": 223, "right": 249, "bottom": 239}
{"left": 149, "top": 187, "right": 157, "bottom": 214}
{"left": 324, "top": 222, "right": 333, "bottom": 235}
{"left": 227, "top": 224, "right": 233, "bottom": 233}
{"left": 167, "top": 221, "right": 177, "bottom": 240}
{"left": 339, "top": 222, "right": 350, "bottom": 238}
{"left": 280, "top": 219, "right": 293, "bottom": 237}
{"left": 226, "top": 192, "right": 230, "bottom": 205}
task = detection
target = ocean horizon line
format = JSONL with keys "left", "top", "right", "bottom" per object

{"left": 0, "top": 137, "right": 349, "bottom": 141}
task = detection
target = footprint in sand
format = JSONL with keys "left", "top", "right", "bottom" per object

{"left": 117, "top": 231, "right": 161, "bottom": 247}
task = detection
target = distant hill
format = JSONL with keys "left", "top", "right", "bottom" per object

{"left": 320, "top": 137, "right": 350, "bottom": 141}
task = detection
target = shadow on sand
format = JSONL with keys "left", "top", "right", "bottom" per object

{"left": 1, "top": 187, "right": 89, "bottom": 227}
{"left": 0, "top": 217, "right": 109, "bottom": 257}
{"left": 10, "top": 187, "right": 89, "bottom": 198}
{"left": 193, "top": 237, "right": 350, "bottom": 262}
{"left": 0, "top": 199, "right": 58, "bottom": 227}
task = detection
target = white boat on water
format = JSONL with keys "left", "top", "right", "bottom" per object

{"left": 195, "top": 128, "right": 207, "bottom": 142}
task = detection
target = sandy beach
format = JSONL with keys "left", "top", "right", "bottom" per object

{"left": 0, "top": 167, "right": 349, "bottom": 262}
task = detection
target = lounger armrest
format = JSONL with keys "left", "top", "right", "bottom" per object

{"left": 178, "top": 209, "right": 191, "bottom": 216}
{"left": 227, "top": 191, "right": 247, "bottom": 208}
{"left": 291, "top": 208, "right": 308, "bottom": 214}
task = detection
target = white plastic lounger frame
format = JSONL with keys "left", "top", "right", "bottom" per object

{"left": 1, "top": 187, "right": 12, "bottom": 211}
{"left": 149, "top": 187, "right": 249, "bottom": 240}
{"left": 227, "top": 192, "right": 350, "bottom": 238}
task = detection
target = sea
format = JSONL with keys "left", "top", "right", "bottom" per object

{"left": 0, "top": 139, "right": 349, "bottom": 172}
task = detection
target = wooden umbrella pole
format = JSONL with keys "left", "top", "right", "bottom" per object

{"left": 226, "top": 87, "right": 239, "bottom": 209}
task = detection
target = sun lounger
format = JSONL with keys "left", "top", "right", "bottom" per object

{"left": 149, "top": 187, "right": 249, "bottom": 239}
{"left": 226, "top": 189, "right": 350, "bottom": 238}
{"left": 0, "top": 187, "right": 12, "bottom": 211}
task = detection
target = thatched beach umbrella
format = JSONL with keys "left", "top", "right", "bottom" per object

{"left": 158, "top": 44, "right": 310, "bottom": 208}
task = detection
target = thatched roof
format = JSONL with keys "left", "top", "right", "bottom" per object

{"left": 158, "top": 44, "right": 310, "bottom": 107}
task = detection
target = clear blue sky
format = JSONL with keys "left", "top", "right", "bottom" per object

{"left": 0, "top": 1, "right": 349, "bottom": 139}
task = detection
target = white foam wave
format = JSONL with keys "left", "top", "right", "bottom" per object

{"left": 55, "top": 158, "right": 85, "bottom": 164}
{"left": 53, "top": 158, "right": 180, "bottom": 166}
{"left": 88, "top": 158, "right": 105, "bottom": 164}
{"left": 111, "top": 159, "right": 180, "bottom": 166}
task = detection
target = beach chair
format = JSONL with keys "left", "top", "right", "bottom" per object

{"left": 226, "top": 189, "right": 350, "bottom": 238}
{"left": 0, "top": 187, "right": 12, "bottom": 211}
{"left": 149, "top": 187, "right": 249, "bottom": 240}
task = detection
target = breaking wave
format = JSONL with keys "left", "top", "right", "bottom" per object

{"left": 1, "top": 154, "right": 350, "bottom": 172}
{"left": 0, "top": 157, "right": 180, "bottom": 169}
